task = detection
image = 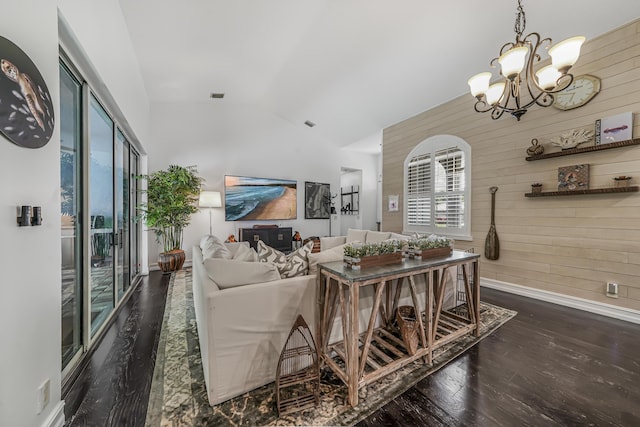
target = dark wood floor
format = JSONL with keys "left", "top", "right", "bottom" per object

{"left": 64, "top": 272, "right": 640, "bottom": 426}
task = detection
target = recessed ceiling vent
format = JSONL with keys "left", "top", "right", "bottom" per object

{"left": 304, "top": 120, "right": 316, "bottom": 128}
{"left": 210, "top": 93, "right": 225, "bottom": 99}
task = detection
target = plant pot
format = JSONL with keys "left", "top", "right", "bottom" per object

{"left": 158, "top": 249, "right": 186, "bottom": 274}
{"left": 614, "top": 178, "right": 631, "bottom": 188}
{"left": 531, "top": 185, "right": 542, "bottom": 194}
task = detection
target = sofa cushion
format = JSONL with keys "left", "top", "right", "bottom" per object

{"left": 204, "top": 258, "right": 280, "bottom": 289}
{"left": 201, "top": 235, "right": 232, "bottom": 260}
{"left": 232, "top": 243, "right": 258, "bottom": 262}
{"left": 308, "top": 243, "right": 347, "bottom": 275}
{"left": 346, "top": 228, "right": 368, "bottom": 243}
{"left": 365, "top": 231, "right": 391, "bottom": 243}
{"left": 257, "top": 240, "right": 314, "bottom": 278}
{"left": 320, "top": 236, "right": 347, "bottom": 251}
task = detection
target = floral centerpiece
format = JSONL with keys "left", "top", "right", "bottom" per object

{"left": 405, "top": 234, "right": 452, "bottom": 260}
{"left": 343, "top": 240, "right": 403, "bottom": 270}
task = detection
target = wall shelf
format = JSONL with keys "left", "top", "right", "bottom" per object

{"left": 525, "top": 138, "right": 640, "bottom": 161}
{"left": 525, "top": 186, "right": 638, "bottom": 197}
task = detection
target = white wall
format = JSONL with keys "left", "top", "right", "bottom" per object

{"left": 146, "top": 101, "right": 379, "bottom": 265}
{"left": 0, "top": 2, "right": 149, "bottom": 426}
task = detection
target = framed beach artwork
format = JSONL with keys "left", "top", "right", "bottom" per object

{"left": 224, "top": 175, "right": 297, "bottom": 221}
{"left": 304, "top": 181, "right": 331, "bottom": 219}
{"left": 597, "top": 112, "right": 633, "bottom": 145}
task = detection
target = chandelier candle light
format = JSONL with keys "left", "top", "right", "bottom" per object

{"left": 468, "top": 0, "right": 585, "bottom": 120}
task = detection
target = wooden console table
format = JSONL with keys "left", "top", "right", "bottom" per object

{"left": 316, "top": 251, "right": 480, "bottom": 406}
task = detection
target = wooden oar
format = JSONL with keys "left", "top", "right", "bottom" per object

{"left": 485, "top": 186, "right": 500, "bottom": 260}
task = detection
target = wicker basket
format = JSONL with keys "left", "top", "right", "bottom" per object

{"left": 396, "top": 306, "right": 419, "bottom": 356}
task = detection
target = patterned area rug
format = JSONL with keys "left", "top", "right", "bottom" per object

{"left": 145, "top": 269, "right": 517, "bottom": 427}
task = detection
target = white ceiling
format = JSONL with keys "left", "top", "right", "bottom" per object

{"left": 118, "top": 1, "right": 640, "bottom": 152}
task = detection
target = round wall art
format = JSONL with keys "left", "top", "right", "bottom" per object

{"left": 0, "top": 35, "right": 54, "bottom": 149}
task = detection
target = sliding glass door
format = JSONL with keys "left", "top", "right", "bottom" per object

{"left": 60, "top": 57, "right": 142, "bottom": 373}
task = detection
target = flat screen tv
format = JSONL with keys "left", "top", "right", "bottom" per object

{"left": 224, "top": 175, "right": 297, "bottom": 221}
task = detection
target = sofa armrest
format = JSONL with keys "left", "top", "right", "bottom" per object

{"left": 202, "top": 274, "right": 316, "bottom": 405}
{"left": 320, "top": 236, "right": 346, "bottom": 251}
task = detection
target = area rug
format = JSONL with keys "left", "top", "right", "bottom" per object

{"left": 145, "top": 269, "right": 517, "bottom": 427}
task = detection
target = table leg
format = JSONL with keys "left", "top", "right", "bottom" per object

{"left": 348, "top": 283, "right": 359, "bottom": 406}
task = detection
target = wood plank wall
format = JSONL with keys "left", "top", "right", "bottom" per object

{"left": 382, "top": 19, "right": 640, "bottom": 311}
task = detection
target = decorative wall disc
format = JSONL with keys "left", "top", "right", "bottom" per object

{"left": 0, "top": 35, "right": 54, "bottom": 148}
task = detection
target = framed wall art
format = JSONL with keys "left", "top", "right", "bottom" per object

{"left": 0, "top": 36, "right": 55, "bottom": 148}
{"left": 597, "top": 112, "right": 633, "bottom": 145}
{"left": 558, "top": 164, "right": 589, "bottom": 191}
{"left": 304, "top": 181, "right": 331, "bottom": 219}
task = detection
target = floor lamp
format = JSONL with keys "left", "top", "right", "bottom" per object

{"left": 199, "top": 190, "right": 222, "bottom": 235}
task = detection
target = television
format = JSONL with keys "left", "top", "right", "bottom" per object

{"left": 224, "top": 175, "right": 297, "bottom": 221}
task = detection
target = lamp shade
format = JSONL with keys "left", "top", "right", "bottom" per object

{"left": 199, "top": 191, "right": 222, "bottom": 208}
{"left": 548, "top": 36, "right": 585, "bottom": 74}
{"left": 535, "top": 65, "right": 562, "bottom": 90}
{"left": 468, "top": 72, "right": 492, "bottom": 98}
{"left": 486, "top": 82, "right": 506, "bottom": 105}
{"left": 498, "top": 46, "right": 528, "bottom": 80}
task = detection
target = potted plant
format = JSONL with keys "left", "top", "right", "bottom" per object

{"left": 406, "top": 235, "right": 452, "bottom": 259}
{"left": 137, "top": 165, "right": 203, "bottom": 273}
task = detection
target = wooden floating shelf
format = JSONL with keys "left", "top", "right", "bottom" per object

{"left": 525, "top": 186, "right": 639, "bottom": 197}
{"left": 525, "top": 138, "right": 640, "bottom": 161}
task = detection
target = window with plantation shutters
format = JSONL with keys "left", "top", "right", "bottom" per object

{"left": 404, "top": 135, "right": 471, "bottom": 239}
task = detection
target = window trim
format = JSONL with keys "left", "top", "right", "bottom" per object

{"left": 403, "top": 135, "right": 472, "bottom": 240}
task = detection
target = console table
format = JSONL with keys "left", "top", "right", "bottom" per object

{"left": 316, "top": 251, "right": 480, "bottom": 406}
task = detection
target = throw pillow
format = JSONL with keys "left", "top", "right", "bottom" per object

{"left": 204, "top": 258, "right": 280, "bottom": 289}
{"left": 346, "top": 228, "right": 368, "bottom": 243}
{"left": 307, "top": 243, "right": 347, "bottom": 275}
{"left": 201, "top": 235, "right": 232, "bottom": 260}
{"left": 389, "top": 232, "right": 411, "bottom": 241}
{"left": 232, "top": 243, "right": 258, "bottom": 262}
{"left": 257, "top": 240, "right": 314, "bottom": 278}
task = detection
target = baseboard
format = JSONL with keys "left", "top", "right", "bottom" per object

{"left": 41, "top": 401, "right": 65, "bottom": 427}
{"left": 481, "top": 277, "right": 640, "bottom": 325}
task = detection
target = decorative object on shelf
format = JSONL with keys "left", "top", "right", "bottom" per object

{"left": 0, "top": 36, "right": 55, "bottom": 148}
{"left": 526, "top": 137, "right": 640, "bottom": 161}
{"left": 343, "top": 240, "right": 403, "bottom": 270}
{"left": 526, "top": 138, "right": 544, "bottom": 156}
{"left": 558, "top": 164, "right": 589, "bottom": 191}
{"left": 467, "top": 0, "right": 585, "bottom": 121}
{"left": 275, "top": 314, "right": 319, "bottom": 416}
{"left": 137, "top": 165, "right": 203, "bottom": 274}
{"left": 614, "top": 176, "right": 632, "bottom": 188}
{"left": 292, "top": 230, "right": 302, "bottom": 250}
{"left": 552, "top": 74, "right": 601, "bottom": 110}
{"left": 198, "top": 190, "right": 222, "bottom": 235}
{"left": 304, "top": 181, "right": 331, "bottom": 219}
{"left": 485, "top": 186, "right": 500, "bottom": 260}
{"left": 396, "top": 306, "right": 419, "bottom": 356}
{"left": 405, "top": 235, "right": 452, "bottom": 260}
{"left": 549, "top": 128, "right": 594, "bottom": 150}
{"left": 598, "top": 112, "right": 633, "bottom": 145}
{"left": 531, "top": 183, "right": 543, "bottom": 193}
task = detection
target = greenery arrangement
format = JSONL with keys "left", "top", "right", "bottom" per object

{"left": 137, "top": 165, "right": 203, "bottom": 253}
{"left": 343, "top": 240, "right": 403, "bottom": 258}
{"left": 406, "top": 235, "right": 451, "bottom": 251}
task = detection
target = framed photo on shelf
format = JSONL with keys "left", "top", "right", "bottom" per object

{"left": 597, "top": 112, "right": 633, "bottom": 145}
{"left": 558, "top": 164, "right": 589, "bottom": 191}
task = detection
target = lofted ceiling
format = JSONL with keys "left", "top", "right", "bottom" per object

{"left": 118, "top": 0, "right": 640, "bottom": 152}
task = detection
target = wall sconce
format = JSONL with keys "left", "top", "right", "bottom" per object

{"left": 17, "top": 205, "right": 31, "bottom": 226}
{"left": 199, "top": 191, "right": 222, "bottom": 235}
{"left": 17, "top": 205, "right": 43, "bottom": 226}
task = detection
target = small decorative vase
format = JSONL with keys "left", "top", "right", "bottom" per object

{"left": 526, "top": 138, "right": 544, "bottom": 156}
{"left": 613, "top": 176, "right": 632, "bottom": 188}
{"left": 531, "top": 185, "right": 542, "bottom": 193}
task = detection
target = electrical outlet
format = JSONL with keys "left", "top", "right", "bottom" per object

{"left": 36, "top": 379, "right": 50, "bottom": 414}
{"left": 606, "top": 282, "right": 619, "bottom": 298}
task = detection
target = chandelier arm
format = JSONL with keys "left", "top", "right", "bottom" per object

{"left": 473, "top": 100, "right": 497, "bottom": 114}
{"left": 491, "top": 108, "right": 505, "bottom": 120}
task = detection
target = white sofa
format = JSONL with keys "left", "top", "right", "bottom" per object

{"left": 192, "top": 242, "right": 316, "bottom": 406}
{"left": 192, "top": 230, "right": 455, "bottom": 406}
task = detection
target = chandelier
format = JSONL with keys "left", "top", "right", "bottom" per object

{"left": 467, "top": 0, "right": 585, "bottom": 120}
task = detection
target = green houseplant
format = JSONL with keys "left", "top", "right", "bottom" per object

{"left": 137, "top": 165, "right": 203, "bottom": 273}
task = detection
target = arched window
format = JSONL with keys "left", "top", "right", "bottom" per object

{"left": 403, "top": 135, "right": 471, "bottom": 240}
